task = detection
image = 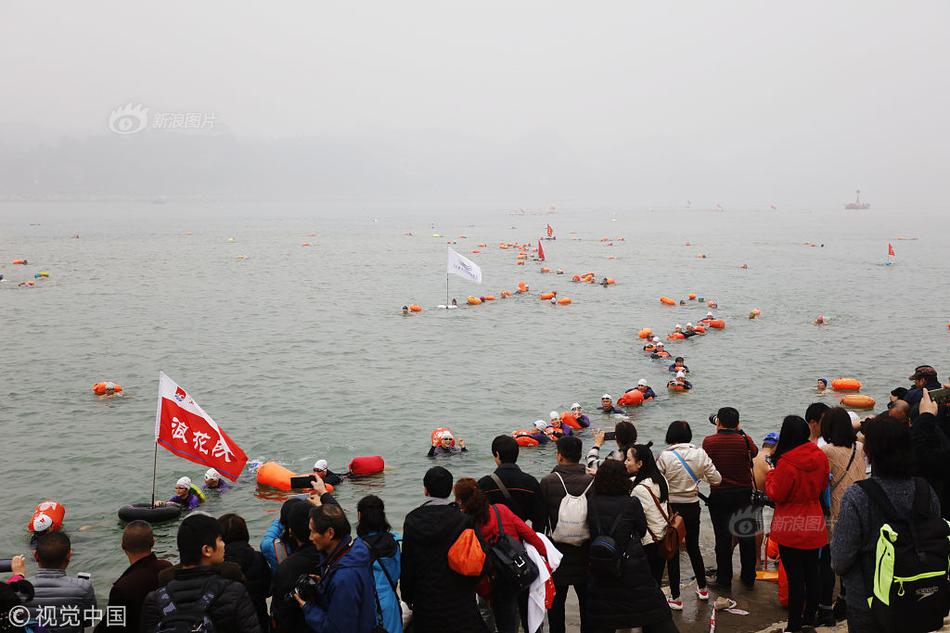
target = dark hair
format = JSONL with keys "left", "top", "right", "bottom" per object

{"left": 556, "top": 436, "right": 582, "bottom": 463}
{"left": 491, "top": 435, "right": 519, "bottom": 464}
{"left": 177, "top": 514, "right": 223, "bottom": 565}
{"left": 717, "top": 407, "right": 739, "bottom": 428}
{"left": 615, "top": 420, "right": 637, "bottom": 445}
{"left": 772, "top": 415, "right": 811, "bottom": 464}
{"left": 453, "top": 477, "right": 490, "bottom": 525}
{"left": 891, "top": 387, "right": 908, "bottom": 399}
{"left": 863, "top": 416, "right": 913, "bottom": 478}
{"left": 121, "top": 520, "right": 155, "bottom": 553}
{"left": 218, "top": 513, "right": 250, "bottom": 544}
{"left": 356, "top": 495, "right": 391, "bottom": 537}
{"left": 674, "top": 357, "right": 684, "bottom": 363}
{"left": 593, "top": 459, "right": 633, "bottom": 496}
{"left": 626, "top": 444, "right": 668, "bottom": 502}
{"left": 279, "top": 497, "right": 306, "bottom": 542}
{"left": 665, "top": 420, "right": 692, "bottom": 444}
{"left": 423, "top": 466, "right": 453, "bottom": 498}
{"left": 310, "top": 504, "right": 351, "bottom": 540}
{"left": 35, "top": 531, "right": 71, "bottom": 568}
{"left": 288, "top": 502, "right": 314, "bottom": 545}
{"left": 805, "top": 402, "right": 830, "bottom": 424}
{"left": 821, "top": 407, "right": 855, "bottom": 448}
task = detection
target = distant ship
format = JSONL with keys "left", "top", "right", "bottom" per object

{"left": 845, "top": 189, "right": 870, "bottom": 210}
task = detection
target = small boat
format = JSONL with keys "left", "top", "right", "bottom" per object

{"left": 845, "top": 189, "right": 870, "bottom": 210}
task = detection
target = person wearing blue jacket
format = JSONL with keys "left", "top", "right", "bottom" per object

{"left": 294, "top": 504, "right": 376, "bottom": 633}
{"left": 355, "top": 495, "right": 403, "bottom": 633}
{"left": 261, "top": 497, "right": 308, "bottom": 573}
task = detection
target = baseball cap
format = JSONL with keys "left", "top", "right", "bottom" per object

{"left": 32, "top": 513, "right": 53, "bottom": 533}
{"left": 204, "top": 468, "right": 221, "bottom": 481}
{"left": 571, "top": 402, "right": 581, "bottom": 410}
{"left": 637, "top": 379, "right": 648, "bottom": 386}
{"left": 176, "top": 476, "right": 192, "bottom": 489}
{"left": 313, "top": 459, "right": 329, "bottom": 471}
{"left": 909, "top": 366, "right": 937, "bottom": 381}
{"left": 763, "top": 432, "right": 779, "bottom": 446}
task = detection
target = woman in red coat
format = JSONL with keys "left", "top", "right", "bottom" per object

{"left": 765, "top": 415, "right": 830, "bottom": 633}
{"left": 453, "top": 478, "right": 546, "bottom": 633}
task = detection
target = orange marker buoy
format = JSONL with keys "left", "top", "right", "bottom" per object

{"left": 638, "top": 328, "right": 653, "bottom": 339}
{"left": 517, "top": 281, "right": 527, "bottom": 292}
{"left": 539, "top": 292, "right": 556, "bottom": 301}
{"left": 512, "top": 430, "right": 540, "bottom": 447}
{"left": 667, "top": 332, "right": 685, "bottom": 341}
{"left": 605, "top": 278, "right": 615, "bottom": 285}
{"left": 540, "top": 267, "right": 551, "bottom": 273}
{"left": 556, "top": 297, "right": 572, "bottom": 305}
{"left": 467, "top": 296, "right": 482, "bottom": 305}
{"left": 707, "top": 319, "right": 725, "bottom": 329}
{"left": 617, "top": 390, "right": 644, "bottom": 407}
{"left": 483, "top": 295, "right": 496, "bottom": 301}
{"left": 659, "top": 297, "right": 676, "bottom": 306}
{"left": 11, "top": 259, "right": 28, "bottom": 265}
{"left": 688, "top": 293, "right": 697, "bottom": 300}
{"left": 841, "top": 394, "right": 875, "bottom": 409}
{"left": 831, "top": 378, "right": 862, "bottom": 392}
{"left": 409, "top": 304, "right": 423, "bottom": 312}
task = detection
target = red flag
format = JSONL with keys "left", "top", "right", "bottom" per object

{"left": 155, "top": 372, "right": 248, "bottom": 481}
{"left": 887, "top": 243, "right": 895, "bottom": 257}
{"left": 537, "top": 240, "right": 545, "bottom": 261}
{"left": 546, "top": 224, "right": 553, "bottom": 238}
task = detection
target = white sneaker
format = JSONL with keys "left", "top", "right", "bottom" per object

{"left": 668, "top": 598, "right": 683, "bottom": 610}
{"left": 696, "top": 587, "right": 709, "bottom": 601}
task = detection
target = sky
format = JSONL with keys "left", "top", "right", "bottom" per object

{"left": 1, "top": 1, "right": 948, "bottom": 206}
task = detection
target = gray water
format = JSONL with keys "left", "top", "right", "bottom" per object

{"left": 2, "top": 200, "right": 948, "bottom": 597}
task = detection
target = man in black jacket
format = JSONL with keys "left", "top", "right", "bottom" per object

{"left": 270, "top": 501, "right": 323, "bottom": 632}
{"left": 141, "top": 514, "right": 260, "bottom": 633}
{"left": 402, "top": 466, "right": 487, "bottom": 633}
{"left": 905, "top": 365, "right": 942, "bottom": 409}
{"left": 477, "top": 435, "right": 546, "bottom": 528}
{"left": 96, "top": 521, "right": 172, "bottom": 633}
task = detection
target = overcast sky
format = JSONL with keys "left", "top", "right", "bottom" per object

{"left": 2, "top": 1, "right": 948, "bottom": 205}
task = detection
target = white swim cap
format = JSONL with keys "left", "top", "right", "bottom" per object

{"left": 657, "top": 341, "right": 665, "bottom": 346}
{"left": 706, "top": 312, "right": 713, "bottom": 317}
{"left": 176, "top": 476, "right": 192, "bottom": 489}
{"left": 601, "top": 394, "right": 611, "bottom": 400}
{"left": 204, "top": 468, "right": 220, "bottom": 481}
{"left": 652, "top": 336, "right": 660, "bottom": 342}
{"left": 675, "top": 324, "right": 682, "bottom": 329}
{"left": 32, "top": 513, "right": 53, "bottom": 533}
{"left": 686, "top": 322, "right": 693, "bottom": 327}
{"left": 637, "top": 379, "right": 648, "bottom": 386}
{"left": 105, "top": 381, "right": 116, "bottom": 390}
{"left": 313, "top": 459, "right": 329, "bottom": 471}
{"left": 549, "top": 410, "right": 559, "bottom": 420}
{"left": 676, "top": 371, "right": 686, "bottom": 378}
{"left": 534, "top": 420, "right": 548, "bottom": 431}
{"left": 571, "top": 402, "right": 581, "bottom": 410}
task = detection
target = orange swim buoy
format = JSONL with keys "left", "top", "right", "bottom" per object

{"left": 560, "top": 412, "right": 581, "bottom": 430}
{"left": 516, "top": 253, "right": 526, "bottom": 260}
{"left": 540, "top": 267, "right": 551, "bottom": 273}
{"left": 539, "top": 292, "right": 556, "bottom": 301}
{"left": 29, "top": 501, "right": 65, "bottom": 533}
{"left": 348, "top": 455, "right": 385, "bottom": 476}
{"left": 482, "top": 295, "right": 496, "bottom": 301}
{"left": 517, "top": 281, "right": 527, "bottom": 292}
{"left": 500, "top": 290, "right": 512, "bottom": 298}
{"left": 831, "top": 378, "right": 862, "bottom": 392}
{"left": 556, "top": 297, "right": 572, "bottom": 305}
{"left": 638, "top": 328, "right": 653, "bottom": 339}
{"left": 471, "top": 249, "right": 481, "bottom": 254}
{"left": 667, "top": 332, "right": 685, "bottom": 341}
{"left": 841, "top": 394, "right": 875, "bottom": 409}
{"left": 605, "top": 278, "right": 615, "bottom": 285}
{"left": 707, "top": 319, "right": 725, "bottom": 329}
{"left": 571, "top": 275, "right": 581, "bottom": 282}
{"left": 11, "top": 259, "right": 27, "bottom": 265}
{"left": 659, "top": 297, "right": 676, "bottom": 306}
{"left": 256, "top": 462, "right": 334, "bottom": 493}
{"left": 467, "top": 296, "right": 482, "bottom": 305}
{"left": 512, "top": 430, "right": 540, "bottom": 447}
{"left": 617, "top": 390, "right": 644, "bottom": 407}
{"left": 477, "top": 243, "right": 487, "bottom": 248}
{"left": 693, "top": 325, "right": 706, "bottom": 334}
{"left": 92, "top": 382, "right": 123, "bottom": 395}
{"left": 668, "top": 384, "right": 687, "bottom": 392}
{"left": 688, "top": 293, "right": 697, "bottom": 300}
{"left": 409, "top": 304, "right": 423, "bottom": 312}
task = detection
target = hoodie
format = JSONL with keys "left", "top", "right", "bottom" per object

{"left": 765, "top": 442, "right": 830, "bottom": 549}
{"left": 302, "top": 537, "right": 377, "bottom": 633}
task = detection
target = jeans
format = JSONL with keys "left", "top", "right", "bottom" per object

{"left": 708, "top": 488, "right": 757, "bottom": 586}
{"left": 779, "top": 545, "right": 820, "bottom": 631}
{"left": 667, "top": 501, "right": 706, "bottom": 598}
{"left": 548, "top": 582, "right": 588, "bottom": 633}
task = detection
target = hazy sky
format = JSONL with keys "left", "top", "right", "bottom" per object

{"left": 2, "top": 1, "right": 948, "bottom": 205}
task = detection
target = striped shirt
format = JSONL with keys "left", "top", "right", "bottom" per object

{"left": 702, "top": 430, "right": 758, "bottom": 490}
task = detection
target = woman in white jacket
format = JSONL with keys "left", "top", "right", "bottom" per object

{"left": 624, "top": 443, "right": 673, "bottom": 588}
{"left": 656, "top": 420, "right": 722, "bottom": 609}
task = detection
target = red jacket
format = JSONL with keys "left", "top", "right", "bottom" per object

{"left": 765, "top": 442, "right": 830, "bottom": 549}
{"left": 475, "top": 503, "right": 546, "bottom": 597}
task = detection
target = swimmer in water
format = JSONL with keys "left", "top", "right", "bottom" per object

{"left": 625, "top": 379, "right": 656, "bottom": 400}
{"left": 547, "top": 411, "right": 572, "bottom": 438}
{"left": 203, "top": 468, "right": 232, "bottom": 492}
{"left": 668, "top": 357, "right": 690, "bottom": 375}
{"left": 402, "top": 306, "right": 410, "bottom": 315}
{"left": 683, "top": 323, "right": 699, "bottom": 337}
{"left": 667, "top": 371, "right": 692, "bottom": 391}
{"left": 651, "top": 341, "right": 671, "bottom": 359}
{"left": 701, "top": 312, "right": 715, "bottom": 324}
{"left": 451, "top": 298, "right": 458, "bottom": 307}
{"left": 817, "top": 377, "right": 829, "bottom": 393}
{"left": 428, "top": 430, "right": 467, "bottom": 456}
{"left": 550, "top": 296, "right": 557, "bottom": 305}
{"left": 643, "top": 336, "right": 661, "bottom": 352}
{"left": 569, "top": 403, "right": 591, "bottom": 428}
{"left": 814, "top": 314, "right": 826, "bottom": 325}
{"left": 601, "top": 277, "right": 609, "bottom": 287}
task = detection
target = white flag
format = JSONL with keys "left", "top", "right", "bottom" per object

{"left": 447, "top": 247, "right": 482, "bottom": 284}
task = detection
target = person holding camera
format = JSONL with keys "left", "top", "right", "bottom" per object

{"left": 24, "top": 532, "right": 97, "bottom": 633}
{"left": 292, "top": 504, "right": 377, "bottom": 633}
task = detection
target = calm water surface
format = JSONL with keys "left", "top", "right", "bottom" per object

{"left": 1, "top": 201, "right": 948, "bottom": 596}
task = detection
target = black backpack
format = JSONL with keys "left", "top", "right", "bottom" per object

{"left": 588, "top": 499, "right": 627, "bottom": 579}
{"left": 486, "top": 505, "right": 538, "bottom": 591}
{"left": 154, "top": 577, "right": 229, "bottom": 633}
{"left": 857, "top": 478, "right": 950, "bottom": 633}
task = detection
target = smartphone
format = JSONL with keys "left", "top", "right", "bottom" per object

{"left": 603, "top": 431, "right": 616, "bottom": 441}
{"left": 0, "top": 559, "right": 11, "bottom": 574}
{"left": 290, "top": 475, "right": 317, "bottom": 489}
{"left": 928, "top": 387, "right": 950, "bottom": 405}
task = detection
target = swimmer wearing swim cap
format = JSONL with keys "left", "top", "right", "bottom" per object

{"left": 428, "top": 431, "right": 467, "bottom": 457}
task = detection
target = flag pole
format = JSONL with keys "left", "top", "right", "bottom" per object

{"left": 445, "top": 272, "right": 449, "bottom": 307}
{"left": 150, "top": 439, "right": 159, "bottom": 507}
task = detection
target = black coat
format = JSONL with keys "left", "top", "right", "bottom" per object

{"left": 141, "top": 565, "right": 261, "bottom": 633}
{"left": 477, "top": 463, "right": 546, "bottom": 529}
{"left": 586, "top": 494, "right": 672, "bottom": 630}
{"left": 95, "top": 553, "right": 172, "bottom": 632}
{"left": 540, "top": 464, "right": 594, "bottom": 586}
{"left": 225, "top": 541, "right": 271, "bottom": 632}
{"left": 401, "top": 500, "right": 487, "bottom": 633}
{"left": 270, "top": 543, "right": 323, "bottom": 633}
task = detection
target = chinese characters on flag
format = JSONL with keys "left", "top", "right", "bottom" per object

{"left": 155, "top": 372, "right": 248, "bottom": 481}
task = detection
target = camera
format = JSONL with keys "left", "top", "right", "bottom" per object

{"left": 0, "top": 559, "right": 12, "bottom": 574}
{"left": 291, "top": 573, "right": 321, "bottom": 603}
